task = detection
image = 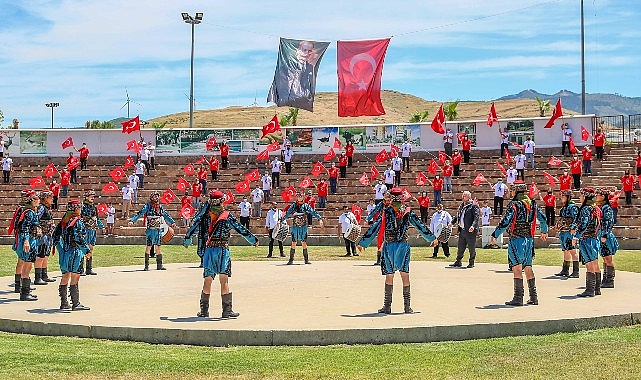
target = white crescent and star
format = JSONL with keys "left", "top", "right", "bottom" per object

{"left": 349, "top": 53, "right": 377, "bottom": 90}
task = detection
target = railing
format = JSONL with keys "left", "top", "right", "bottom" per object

{"left": 595, "top": 115, "right": 626, "bottom": 143}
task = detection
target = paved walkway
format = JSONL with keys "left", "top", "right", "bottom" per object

{"left": 1, "top": 261, "right": 639, "bottom": 346}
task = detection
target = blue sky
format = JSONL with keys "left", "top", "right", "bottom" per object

{"left": 1, "top": 0, "right": 639, "bottom": 128}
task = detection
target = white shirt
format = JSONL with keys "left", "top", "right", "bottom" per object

{"left": 506, "top": 169, "right": 517, "bottom": 184}
{"left": 262, "top": 175, "right": 272, "bottom": 190}
{"left": 338, "top": 212, "right": 357, "bottom": 234}
{"left": 501, "top": 132, "right": 509, "bottom": 144}
{"left": 2, "top": 157, "right": 12, "bottom": 171}
{"left": 265, "top": 208, "right": 282, "bottom": 229}
{"left": 135, "top": 162, "right": 145, "bottom": 175}
{"left": 481, "top": 206, "right": 492, "bottom": 225}
{"left": 515, "top": 154, "right": 526, "bottom": 169}
{"left": 401, "top": 142, "right": 411, "bottom": 157}
{"left": 374, "top": 183, "right": 387, "bottom": 199}
{"left": 367, "top": 204, "right": 376, "bottom": 217}
{"left": 444, "top": 131, "right": 453, "bottom": 144}
{"left": 392, "top": 157, "right": 402, "bottom": 171}
{"left": 0, "top": 139, "right": 4, "bottom": 153}
{"left": 283, "top": 149, "right": 294, "bottom": 163}
{"left": 562, "top": 127, "right": 573, "bottom": 142}
{"left": 271, "top": 160, "right": 282, "bottom": 173}
{"left": 430, "top": 210, "right": 452, "bottom": 234}
{"left": 524, "top": 140, "right": 535, "bottom": 154}
{"left": 128, "top": 174, "right": 139, "bottom": 189}
{"left": 239, "top": 201, "right": 252, "bottom": 217}
{"left": 122, "top": 186, "right": 133, "bottom": 200}
{"left": 384, "top": 169, "right": 395, "bottom": 184}
{"left": 147, "top": 145, "right": 155, "bottom": 157}
{"left": 106, "top": 206, "right": 116, "bottom": 224}
{"left": 493, "top": 182, "right": 508, "bottom": 197}
{"left": 140, "top": 148, "right": 149, "bottom": 160}
{"left": 251, "top": 188, "right": 264, "bottom": 202}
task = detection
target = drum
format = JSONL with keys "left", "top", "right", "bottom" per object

{"left": 160, "top": 223, "right": 174, "bottom": 244}
{"left": 343, "top": 223, "right": 362, "bottom": 243}
{"left": 437, "top": 224, "right": 452, "bottom": 243}
{"left": 272, "top": 222, "right": 290, "bottom": 242}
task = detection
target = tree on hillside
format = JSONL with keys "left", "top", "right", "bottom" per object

{"left": 0, "top": 108, "right": 4, "bottom": 126}
{"left": 444, "top": 101, "right": 460, "bottom": 121}
{"left": 280, "top": 107, "right": 300, "bottom": 127}
{"left": 536, "top": 97, "right": 551, "bottom": 117}
{"left": 88, "top": 120, "right": 116, "bottom": 129}
{"left": 409, "top": 110, "right": 429, "bottom": 123}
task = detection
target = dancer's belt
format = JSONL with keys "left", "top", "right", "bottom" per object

{"left": 582, "top": 226, "right": 597, "bottom": 238}
{"left": 29, "top": 226, "right": 43, "bottom": 239}
{"left": 83, "top": 216, "right": 98, "bottom": 230}
{"left": 293, "top": 214, "right": 307, "bottom": 227}
{"left": 206, "top": 238, "right": 229, "bottom": 248}
{"left": 557, "top": 217, "right": 573, "bottom": 232}
{"left": 385, "top": 231, "right": 408, "bottom": 243}
{"left": 510, "top": 222, "right": 532, "bottom": 238}
{"left": 147, "top": 216, "right": 162, "bottom": 230}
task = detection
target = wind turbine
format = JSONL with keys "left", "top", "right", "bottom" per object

{"left": 121, "top": 89, "right": 142, "bottom": 118}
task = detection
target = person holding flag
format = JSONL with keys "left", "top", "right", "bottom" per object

{"left": 75, "top": 142, "right": 90, "bottom": 171}
{"left": 219, "top": 140, "right": 230, "bottom": 169}
{"left": 593, "top": 127, "right": 606, "bottom": 160}
{"left": 280, "top": 192, "right": 324, "bottom": 265}
{"left": 208, "top": 155, "right": 220, "bottom": 181}
{"left": 554, "top": 190, "right": 580, "bottom": 278}
{"left": 561, "top": 123, "right": 573, "bottom": 156}
{"left": 443, "top": 128, "right": 454, "bottom": 156}
{"left": 345, "top": 140, "right": 355, "bottom": 167}
{"left": 461, "top": 135, "right": 472, "bottom": 163}
{"left": 67, "top": 152, "right": 78, "bottom": 184}
{"left": 581, "top": 145, "right": 593, "bottom": 175}
{"left": 500, "top": 127, "right": 510, "bottom": 158}
{"left": 451, "top": 149, "right": 462, "bottom": 176}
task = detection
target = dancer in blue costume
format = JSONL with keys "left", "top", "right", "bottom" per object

{"left": 554, "top": 190, "right": 580, "bottom": 278}
{"left": 491, "top": 182, "right": 548, "bottom": 306}
{"left": 12, "top": 189, "right": 41, "bottom": 301}
{"left": 571, "top": 187, "right": 602, "bottom": 297}
{"left": 280, "top": 192, "right": 324, "bottom": 265}
{"left": 79, "top": 190, "right": 104, "bottom": 275}
{"left": 596, "top": 187, "right": 618, "bottom": 289}
{"left": 358, "top": 188, "right": 436, "bottom": 314}
{"left": 34, "top": 190, "right": 57, "bottom": 285}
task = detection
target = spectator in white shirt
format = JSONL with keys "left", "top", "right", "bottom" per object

{"left": 128, "top": 172, "right": 140, "bottom": 203}
{"left": 251, "top": 185, "right": 264, "bottom": 218}
{"left": 147, "top": 143, "right": 156, "bottom": 170}
{"left": 514, "top": 150, "right": 526, "bottom": 181}
{"left": 239, "top": 197, "right": 252, "bottom": 229}
{"left": 106, "top": 203, "right": 116, "bottom": 236}
{"left": 2, "top": 153, "right": 13, "bottom": 183}
{"left": 262, "top": 172, "right": 272, "bottom": 202}
{"left": 265, "top": 201, "right": 284, "bottom": 258}
{"left": 524, "top": 136, "right": 536, "bottom": 169}
{"left": 391, "top": 156, "right": 403, "bottom": 187}
{"left": 443, "top": 128, "right": 454, "bottom": 156}
{"left": 506, "top": 166, "right": 518, "bottom": 184}
{"left": 283, "top": 146, "right": 294, "bottom": 174}
{"left": 135, "top": 159, "right": 146, "bottom": 188}
{"left": 337, "top": 206, "right": 358, "bottom": 257}
{"left": 140, "top": 144, "right": 150, "bottom": 175}
{"left": 401, "top": 140, "right": 412, "bottom": 171}
{"left": 271, "top": 158, "right": 282, "bottom": 188}
{"left": 430, "top": 203, "right": 452, "bottom": 258}
{"left": 366, "top": 198, "right": 376, "bottom": 225}
{"left": 480, "top": 201, "right": 492, "bottom": 225}
{"left": 490, "top": 178, "right": 508, "bottom": 215}
{"left": 374, "top": 181, "right": 387, "bottom": 204}
{"left": 561, "top": 123, "right": 573, "bottom": 156}
{"left": 500, "top": 128, "right": 510, "bottom": 157}
{"left": 121, "top": 184, "right": 134, "bottom": 219}
{"left": 383, "top": 167, "right": 395, "bottom": 187}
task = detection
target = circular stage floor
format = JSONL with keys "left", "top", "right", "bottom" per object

{"left": 1, "top": 260, "right": 639, "bottom": 346}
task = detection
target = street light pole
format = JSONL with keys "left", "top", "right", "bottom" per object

{"left": 581, "top": 0, "right": 586, "bottom": 115}
{"left": 182, "top": 12, "right": 203, "bottom": 129}
{"left": 45, "top": 102, "right": 59, "bottom": 129}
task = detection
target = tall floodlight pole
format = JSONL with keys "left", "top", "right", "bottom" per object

{"left": 45, "top": 102, "right": 59, "bottom": 129}
{"left": 581, "top": 0, "right": 586, "bottom": 114}
{"left": 182, "top": 12, "right": 203, "bottom": 129}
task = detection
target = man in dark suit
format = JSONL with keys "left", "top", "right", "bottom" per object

{"left": 450, "top": 190, "right": 480, "bottom": 268}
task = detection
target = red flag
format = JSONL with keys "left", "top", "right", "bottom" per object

{"left": 235, "top": 180, "right": 251, "bottom": 193}
{"left": 160, "top": 189, "right": 176, "bottom": 204}
{"left": 581, "top": 125, "right": 590, "bottom": 141}
{"left": 183, "top": 163, "right": 195, "bottom": 176}
{"left": 359, "top": 172, "right": 370, "bottom": 186}
{"left": 96, "top": 203, "right": 108, "bottom": 215}
{"left": 504, "top": 149, "right": 511, "bottom": 165}
{"left": 123, "top": 155, "right": 135, "bottom": 169}
{"left": 438, "top": 151, "right": 447, "bottom": 165}
{"left": 298, "top": 177, "right": 314, "bottom": 188}
{"left": 431, "top": 104, "right": 445, "bottom": 134}
{"left": 29, "top": 176, "right": 45, "bottom": 188}
{"left": 401, "top": 188, "right": 412, "bottom": 202}
{"left": 544, "top": 98, "right": 563, "bottom": 128}
{"left": 509, "top": 141, "right": 524, "bottom": 150}
{"left": 61, "top": 137, "right": 74, "bottom": 149}
{"left": 206, "top": 136, "right": 218, "bottom": 150}
{"left": 337, "top": 38, "right": 390, "bottom": 117}
{"left": 389, "top": 144, "right": 400, "bottom": 158}
{"left": 333, "top": 137, "right": 342, "bottom": 149}
{"left": 311, "top": 162, "right": 326, "bottom": 177}
{"left": 102, "top": 182, "right": 119, "bottom": 193}
{"left": 245, "top": 169, "right": 260, "bottom": 182}
{"left": 375, "top": 149, "right": 388, "bottom": 164}
{"left": 222, "top": 191, "right": 234, "bottom": 205}
{"left": 528, "top": 183, "right": 539, "bottom": 198}
{"left": 456, "top": 132, "right": 467, "bottom": 143}
{"left": 472, "top": 173, "right": 486, "bottom": 186}
{"left": 370, "top": 165, "right": 380, "bottom": 179}
{"left": 261, "top": 115, "right": 281, "bottom": 138}
{"left": 486, "top": 102, "right": 499, "bottom": 127}
{"left": 351, "top": 205, "right": 363, "bottom": 223}
{"left": 126, "top": 140, "right": 141, "bottom": 153}
{"left": 324, "top": 147, "right": 337, "bottom": 161}
{"left": 44, "top": 163, "right": 58, "bottom": 178}
{"left": 569, "top": 137, "right": 577, "bottom": 154}
{"left": 543, "top": 171, "right": 557, "bottom": 187}
{"left": 267, "top": 141, "right": 281, "bottom": 152}
{"left": 548, "top": 156, "right": 563, "bottom": 166}
{"left": 121, "top": 116, "right": 140, "bottom": 134}
{"left": 257, "top": 149, "right": 270, "bottom": 161}
{"left": 497, "top": 162, "right": 507, "bottom": 175}
{"left": 180, "top": 204, "right": 196, "bottom": 219}
{"left": 428, "top": 159, "right": 439, "bottom": 175}
{"left": 281, "top": 186, "right": 297, "bottom": 202}
{"left": 416, "top": 172, "right": 427, "bottom": 186}
{"left": 195, "top": 156, "right": 206, "bottom": 165}
{"left": 67, "top": 157, "right": 79, "bottom": 171}
{"left": 176, "top": 177, "right": 189, "bottom": 192}
{"left": 109, "top": 166, "right": 125, "bottom": 182}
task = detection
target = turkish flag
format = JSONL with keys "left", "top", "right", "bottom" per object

{"left": 389, "top": 144, "right": 399, "bottom": 158}
{"left": 195, "top": 156, "right": 206, "bottom": 165}
{"left": 323, "top": 147, "right": 337, "bottom": 161}
{"left": 180, "top": 204, "right": 196, "bottom": 219}
{"left": 245, "top": 169, "right": 260, "bottom": 182}
{"left": 497, "top": 162, "right": 507, "bottom": 175}
{"left": 352, "top": 205, "right": 363, "bottom": 223}
{"left": 109, "top": 166, "right": 125, "bottom": 182}
{"left": 183, "top": 164, "right": 195, "bottom": 176}
{"left": 428, "top": 159, "right": 439, "bottom": 175}
{"left": 126, "top": 140, "right": 141, "bottom": 153}
{"left": 102, "top": 182, "right": 119, "bottom": 193}
{"left": 298, "top": 177, "right": 314, "bottom": 188}
{"left": 235, "top": 180, "right": 251, "bottom": 193}
{"left": 261, "top": 114, "right": 281, "bottom": 138}
{"left": 581, "top": 125, "right": 590, "bottom": 141}
{"left": 472, "top": 173, "right": 486, "bottom": 186}
{"left": 311, "top": 161, "right": 326, "bottom": 177}
{"left": 486, "top": 102, "right": 498, "bottom": 127}
{"left": 160, "top": 189, "right": 176, "bottom": 204}
{"left": 206, "top": 136, "right": 218, "bottom": 150}
{"left": 267, "top": 141, "right": 281, "bottom": 152}
{"left": 257, "top": 149, "right": 270, "bottom": 161}
{"left": 543, "top": 171, "right": 558, "bottom": 187}
{"left": 96, "top": 203, "right": 108, "bottom": 215}
{"left": 337, "top": 38, "right": 390, "bottom": 117}
{"left": 401, "top": 188, "right": 412, "bottom": 202}
{"left": 29, "top": 176, "right": 46, "bottom": 188}
{"left": 123, "top": 155, "right": 135, "bottom": 169}
{"left": 44, "top": 163, "right": 58, "bottom": 178}
{"left": 438, "top": 151, "right": 447, "bottom": 165}
{"left": 544, "top": 98, "right": 563, "bottom": 128}
{"left": 569, "top": 137, "right": 577, "bottom": 154}
{"left": 67, "top": 157, "right": 80, "bottom": 171}
{"left": 416, "top": 172, "right": 427, "bottom": 186}
{"left": 61, "top": 137, "right": 74, "bottom": 149}
{"left": 370, "top": 165, "right": 380, "bottom": 179}
{"left": 510, "top": 141, "right": 524, "bottom": 150}
{"left": 359, "top": 172, "right": 370, "bottom": 186}
{"left": 504, "top": 149, "right": 511, "bottom": 165}
{"left": 176, "top": 177, "right": 190, "bottom": 192}
{"left": 456, "top": 132, "right": 467, "bottom": 143}
{"left": 548, "top": 156, "right": 563, "bottom": 166}
{"left": 375, "top": 149, "right": 388, "bottom": 164}
{"left": 333, "top": 137, "right": 342, "bottom": 149}
{"left": 528, "top": 183, "right": 539, "bottom": 198}
{"left": 431, "top": 104, "right": 445, "bottom": 134}
{"left": 121, "top": 116, "right": 140, "bottom": 134}
{"left": 223, "top": 191, "right": 234, "bottom": 205}
{"left": 281, "top": 186, "right": 297, "bottom": 202}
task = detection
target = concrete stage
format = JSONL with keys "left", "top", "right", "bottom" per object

{"left": 0, "top": 260, "right": 639, "bottom": 346}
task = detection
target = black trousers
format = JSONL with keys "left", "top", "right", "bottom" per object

{"left": 402, "top": 157, "right": 410, "bottom": 171}
{"left": 545, "top": 206, "right": 555, "bottom": 226}
{"left": 625, "top": 191, "right": 632, "bottom": 205}
{"left": 561, "top": 141, "right": 570, "bottom": 156}
{"left": 347, "top": 157, "right": 353, "bottom": 167}
{"left": 272, "top": 172, "right": 280, "bottom": 188}
{"left": 434, "top": 241, "right": 450, "bottom": 257}
{"left": 339, "top": 166, "right": 346, "bottom": 178}
{"left": 285, "top": 162, "right": 292, "bottom": 173}
{"left": 500, "top": 143, "right": 508, "bottom": 157}
{"left": 343, "top": 237, "right": 356, "bottom": 256}
{"left": 595, "top": 146, "right": 604, "bottom": 159}
{"left": 572, "top": 174, "right": 581, "bottom": 189}
{"left": 210, "top": 170, "right": 217, "bottom": 180}
{"left": 444, "top": 143, "right": 453, "bottom": 156}
{"left": 419, "top": 206, "right": 429, "bottom": 224}
{"left": 221, "top": 156, "right": 228, "bottom": 168}
{"left": 517, "top": 169, "right": 524, "bottom": 181}
{"left": 240, "top": 216, "right": 250, "bottom": 229}
{"left": 394, "top": 170, "right": 401, "bottom": 186}
{"left": 80, "top": 158, "right": 87, "bottom": 170}
{"left": 463, "top": 150, "right": 470, "bottom": 163}
{"left": 493, "top": 196, "right": 504, "bottom": 215}
{"left": 456, "top": 230, "right": 477, "bottom": 263}
{"left": 2, "top": 170, "right": 9, "bottom": 183}
{"left": 453, "top": 164, "right": 460, "bottom": 176}
{"left": 268, "top": 229, "right": 283, "bottom": 256}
